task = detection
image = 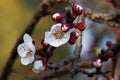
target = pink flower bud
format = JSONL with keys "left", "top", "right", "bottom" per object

{"left": 72, "top": 4, "right": 83, "bottom": 15}
{"left": 52, "top": 13, "right": 62, "bottom": 23}
{"left": 70, "top": 31, "right": 79, "bottom": 37}
{"left": 74, "top": 22, "right": 86, "bottom": 31}
{"left": 105, "top": 50, "right": 114, "bottom": 58}
{"left": 106, "top": 41, "right": 113, "bottom": 47}
{"left": 61, "top": 23, "right": 71, "bottom": 32}
{"left": 68, "top": 31, "right": 79, "bottom": 45}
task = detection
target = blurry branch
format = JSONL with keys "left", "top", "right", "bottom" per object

{"left": 109, "top": 42, "right": 120, "bottom": 79}
{"left": 0, "top": 0, "right": 50, "bottom": 80}
{"left": 83, "top": 7, "right": 120, "bottom": 27}
{"left": 110, "top": 57, "right": 117, "bottom": 78}
{"left": 39, "top": 65, "right": 70, "bottom": 80}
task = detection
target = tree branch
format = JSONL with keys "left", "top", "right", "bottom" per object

{"left": 83, "top": 7, "right": 120, "bottom": 27}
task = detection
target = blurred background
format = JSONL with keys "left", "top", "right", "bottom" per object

{"left": 0, "top": 0, "right": 119, "bottom": 80}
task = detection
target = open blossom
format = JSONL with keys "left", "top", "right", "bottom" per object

{"left": 44, "top": 23, "right": 76, "bottom": 47}
{"left": 17, "top": 33, "right": 36, "bottom": 65}
{"left": 32, "top": 59, "right": 46, "bottom": 73}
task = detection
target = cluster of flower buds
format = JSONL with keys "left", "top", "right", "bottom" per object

{"left": 98, "top": 41, "right": 114, "bottom": 62}
{"left": 42, "top": 4, "right": 85, "bottom": 47}
{"left": 71, "top": 4, "right": 86, "bottom": 31}
{"left": 51, "top": 12, "right": 72, "bottom": 33}
{"left": 17, "top": 34, "right": 47, "bottom": 73}
{"left": 17, "top": 4, "right": 85, "bottom": 73}
{"left": 98, "top": 50, "right": 114, "bottom": 62}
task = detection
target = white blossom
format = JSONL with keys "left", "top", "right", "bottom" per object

{"left": 17, "top": 33, "right": 35, "bottom": 65}
{"left": 32, "top": 60, "right": 45, "bottom": 73}
{"left": 44, "top": 23, "right": 75, "bottom": 47}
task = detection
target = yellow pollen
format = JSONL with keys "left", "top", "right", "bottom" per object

{"left": 54, "top": 30, "right": 64, "bottom": 39}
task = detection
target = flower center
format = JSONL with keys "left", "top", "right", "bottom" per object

{"left": 26, "top": 50, "right": 33, "bottom": 57}
{"left": 54, "top": 29, "right": 64, "bottom": 39}
{"left": 23, "top": 44, "right": 33, "bottom": 57}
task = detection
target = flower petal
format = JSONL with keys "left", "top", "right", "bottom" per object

{"left": 50, "top": 23, "right": 62, "bottom": 33}
{"left": 32, "top": 68, "right": 39, "bottom": 73}
{"left": 34, "top": 60, "right": 43, "bottom": 69}
{"left": 23, "top": 33, "right": 32, "bottom": 43}
{"left": 29, "top": 55, "right": 35, "bottom": 63}
{"left": 21, "top": 55, "right": 34, "bottom": 65}
{"left": 17, "top": 43, "right": 27, "bottom": 57}
{"left": 46, "top": 27, "right": 76, "bottom": 47}
{"left": 26, "top": 42, "right": 36, "bottom": 54}
{"left": 32, "top": 60, "right": 45, "bottom": 73}
{"left": 45, "top": 31, "right": 69, "bottom": 47}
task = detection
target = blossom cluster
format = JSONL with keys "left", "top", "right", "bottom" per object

{"left": 17, "top": 34, "right": 46, "bottom": 73}
{"left": 92, "top": 41, "right": 114, "bottom": 68}
{"left": 16, "top": 3, "right": 116, "bottom": 74}
{"left": 44, "top": 4, "right": 86, "bottom": 47}
{"left": 17, "top": 4, "right": 86, "bottom": 73}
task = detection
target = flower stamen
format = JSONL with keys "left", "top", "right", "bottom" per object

{"left": 53, "top": 30, "right": 65, "bottom": 39}
{"left": 26, "top": 50, "right": 33, "bottom": 57}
